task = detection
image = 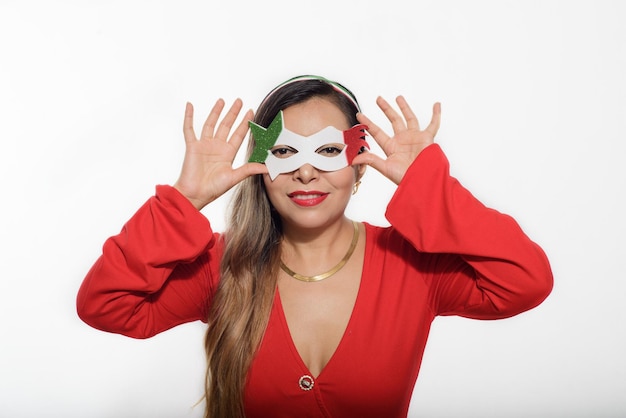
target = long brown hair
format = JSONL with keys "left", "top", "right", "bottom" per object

{"left": 203, "top": 76, "right": 361, "bottom": 418}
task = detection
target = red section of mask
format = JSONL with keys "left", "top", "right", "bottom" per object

{"left": 343, "top": 124, "right": 369, "bottom": 164}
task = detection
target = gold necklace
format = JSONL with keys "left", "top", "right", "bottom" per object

{"left": 280, "top": 221, "right": 359, "bottom": 283}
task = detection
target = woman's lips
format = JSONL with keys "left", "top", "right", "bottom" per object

{"left": 288, "top": 191, "right": 329, "bottom": 207}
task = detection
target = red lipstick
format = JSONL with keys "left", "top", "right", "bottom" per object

{"left": 288, "top": 190, "right": 329, "bottom": 207}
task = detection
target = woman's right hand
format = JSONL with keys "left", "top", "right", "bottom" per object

{"left": 174, "top": 99, "right": 267, "bottom": 210}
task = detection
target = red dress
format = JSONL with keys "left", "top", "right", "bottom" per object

{"left": 77, "top": 145, "right": 553, "bottom": 417}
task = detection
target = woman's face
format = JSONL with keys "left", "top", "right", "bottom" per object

{"left": 262, "top": 97, "right": 365, "bottom": 231}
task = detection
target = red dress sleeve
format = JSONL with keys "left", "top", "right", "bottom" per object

{"left": 386, "top": 144, "right": 553, "bottom": 319}
{"left": 76, "top": 185, "right": 222, "bottom": 338}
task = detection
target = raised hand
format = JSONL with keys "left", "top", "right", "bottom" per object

{"left": 173, "top": 99, "right": 267, "bottom": 210}
{"left": 353, "top": 96, "right": 441, "bottom": 185}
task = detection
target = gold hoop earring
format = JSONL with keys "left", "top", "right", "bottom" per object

{"left": 352, "top": 180, "right": 361, "bottom": 195}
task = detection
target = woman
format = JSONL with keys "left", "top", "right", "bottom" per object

{"left": 77, "top": 75, "right": 553, "bottom": 418}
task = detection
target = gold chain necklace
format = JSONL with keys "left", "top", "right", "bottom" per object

{"left": 280, "top": 221, "right": 359, "bottom": 283}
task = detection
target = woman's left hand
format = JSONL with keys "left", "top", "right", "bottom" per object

{"left": 352, "top": 96, "right": 441, "bottom": 185}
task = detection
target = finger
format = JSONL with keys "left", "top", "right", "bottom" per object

{"left": 357, "top": 112, "right": 392, "bottom": 154}
{"left": 231, "top": 162, "right": 268, "bottom": 183}
{"left": 214, "top": 98, "right": 243, "bottom": 141}
{"left": 377, "top": 96, "right": 406, "bottom": 133}
{"left": 183, "top": 102, "right": 197, "bottom": 143}
{"left": 424, "top": 102, "right": 442, "bottom": 138}
{"left": 200, "top": 99, "right": 225, "bottom": 140}
{"left": 228, "top": 108, "right": 254, "bottom": 150}
{"left": 351, "top": 151, "right": 388, "bottom": 174}
{"left": 396, "top": 96, "right": 420, "bottom": 131}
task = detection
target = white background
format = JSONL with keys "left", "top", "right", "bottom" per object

{"left": 1, "top": 1, "right": 625, "bottom": 417}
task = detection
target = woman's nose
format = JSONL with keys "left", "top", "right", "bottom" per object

{"left": 293, "top": 163, "right": 319, "bottom": 183}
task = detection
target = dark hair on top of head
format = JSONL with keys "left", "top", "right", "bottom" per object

{"left": 253, "top": 75, "right": 360, "bottom": 130}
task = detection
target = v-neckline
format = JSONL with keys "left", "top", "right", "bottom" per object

{"left": 274, "top": 224, "right": 369, "bottom": 380}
